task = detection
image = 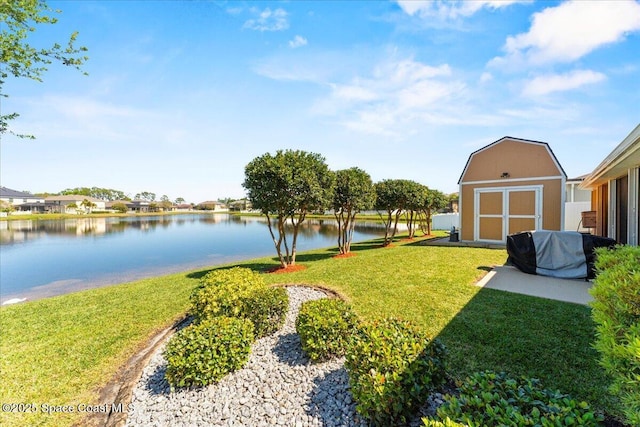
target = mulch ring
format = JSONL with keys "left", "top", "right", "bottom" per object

{"left": 266, "top": 264, "right": 308, "bottom": 274}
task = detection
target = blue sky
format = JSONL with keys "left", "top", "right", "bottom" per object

{"left": 2, "top": 0, "right": 640, "bottom": 204}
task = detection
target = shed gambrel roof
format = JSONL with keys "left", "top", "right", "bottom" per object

{"left": 458, "top": 136, "right": 567, "bottom": 184}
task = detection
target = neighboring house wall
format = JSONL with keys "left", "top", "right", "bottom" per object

{"left": 45, "top": 196, "right": 106, "bottom": 213}
{"left": 458, "top": 137, "right": 567, "bottom": 243}
{"left": 581, "top": 124, "right": 640, "bottom": 245}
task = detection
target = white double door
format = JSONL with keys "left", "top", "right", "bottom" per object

{"left": 474, "top": 186, "right": 543, "bottom": 243}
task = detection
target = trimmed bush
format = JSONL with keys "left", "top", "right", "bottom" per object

{"left": 190, "top": 267, "right": 266, "bottom": 321}
{"left": 590, "top": 245, "right": 640, "bottom": 425}
{"left": 432, "top": 371, "right": 603, "bottom": 427}
{"left": 164, "top": 316, "right": 254, "bottom": 389}
{"left": 239, "top": 286, "right": 288, "bottom": 338}
{"left": 345, "top": 317, "right": 447, "bottom": 426}
{"left": 422, "top": 418, "right": 467, "bottom": 427}
{"left": 296, "top": 298, "right": 359, "bottom": 362}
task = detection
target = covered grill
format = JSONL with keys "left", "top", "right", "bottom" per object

{"left": 507, "top": 230, "right": 617, "bottom": 279}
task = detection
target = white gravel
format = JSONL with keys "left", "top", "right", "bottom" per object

{"left": 125, "top": 286, "right": 367, "bottom": 427}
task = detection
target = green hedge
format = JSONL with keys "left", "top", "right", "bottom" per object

{"left": 296, "top": 298, "right": 358, "bottom": 362}
{"left": 164, "top": 316, "right": 254, "bottom": 389}
{"left": 240, "top": 286, "right": 288, "bottom": 338}
{"left": 430, "top": 371, "right": 602, "bottom": 426}
{"left": 590, "top": 245, "right": 640, "bottom": 425}
{"left": 190, "top": 267, "right": 266, "bottom": 321}
{"left": 345, "top": 317, "right": 447, "bottom": 426}
{"left": 189, "top": 267, "right": 288, "bottom": 338}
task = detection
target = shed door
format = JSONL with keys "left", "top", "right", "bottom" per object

{"left": 475, "top": 186, "right": 542, "bottom": 243}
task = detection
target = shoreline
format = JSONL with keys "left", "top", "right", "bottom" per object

{"left": 0, "top": 253, "right": 270, "bottom": 306}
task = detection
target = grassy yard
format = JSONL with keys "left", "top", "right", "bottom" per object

{"left": 0, "top": 236, "right": 615, "bottom": 426}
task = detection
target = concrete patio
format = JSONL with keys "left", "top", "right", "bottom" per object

{"left": 476, "top": 265, "right": 594, "bottom": 305}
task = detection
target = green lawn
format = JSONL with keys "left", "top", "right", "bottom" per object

{"left": 0, "top": 235, "right": 616, "bottom": 426}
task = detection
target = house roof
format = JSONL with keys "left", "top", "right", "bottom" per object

{"left": 566, "top": 173, "right": 590, "bottom": 183}
{"left": 458, "top": 136, "right": 567, "bottom": 184}
{"left": 45, "top": 195, "right": 103, "bottom": 203}
{"left": 0, "top": 186, "right": 36, "bottom": 198}
{"left": 581, "top": 123, "right": 640, "bottom": 189}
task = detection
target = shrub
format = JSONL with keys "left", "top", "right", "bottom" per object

{"left": 296, "top": 298, "right": 359, "bottom": 362}
{"left": 590, "top": 245, "right": 640, "bottom": 425}
{"left": 345, "top": 317, "right": 448, "bottom": 426}
{"left": 190, "top": 267, "right": 266, "bottom": 322}
{"left": 164, "top": 316, "right": 254, "bottom": 389}
{"left": 111, "top": 202, "right": 128, "bottom": 213}
{"left": 422, "top": 418, "right": 467, "bottom": 427}
{"left": 239, "top": 286, "right": 288, "bottom": 338}
{"left": 431, "top": 371, "right": 603, "bottom": 427}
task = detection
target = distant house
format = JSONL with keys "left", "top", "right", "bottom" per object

{"left": 174, "top": 204, "right": 193, "bottom": 212}
{"left": 228, "top": 199, "right": 252, "bottom": 212}
{"left": 105, "top": 200, "right": 151, "bottom": 213}
{"left": 458, "top": 136, "right": 567, "bottom": 243}
{"left": 0, "top": 187, "right": 47, "bottom": 213}
{"left": 196, "top": 201, "right": 228, "bottom": 212}
{"left": 0, "top": 187, "right": 45, "bottom": 206}
{"left": 126, "top": 200, "right": 151, "bottom": 213}
{"left": 581, "top": 123, "right": 640, "bottom": 245}
{"left": 45, "top": 195, "right": 106, "bottom": 214}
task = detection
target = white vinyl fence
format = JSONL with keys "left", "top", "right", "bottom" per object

{"left": 432, "top": 213, "right": 460, "bottom": 230}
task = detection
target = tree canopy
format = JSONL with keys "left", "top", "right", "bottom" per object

{"left": 1, "top": 0, "right": 88, "bottom": 137}
{"left": 243, "top": 149, "right": 335, "bottom": 267}
{"left": 375, "top": 179, "right": 423, "bottom": 246}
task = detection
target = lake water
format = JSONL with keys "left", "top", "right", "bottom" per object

{"left": 0, "top": 214, "right": 384, "bottom": 304}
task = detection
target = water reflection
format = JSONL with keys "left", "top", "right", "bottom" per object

{"left": 0, "top": 214, "right": 385, "bottom": 303}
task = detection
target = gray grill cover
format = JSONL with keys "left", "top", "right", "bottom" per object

{"left": 532, "top": 231, "right": 586, "bottom": 279}
{"left": 507, "top": 230, "right": 617, "bottom": 279}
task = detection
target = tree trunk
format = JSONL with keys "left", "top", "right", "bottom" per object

{"left": 265, "top": 213, "right": 287, "bottom": 268}
{"left": 379, "top": 210, "right": 394, "bottom": 246}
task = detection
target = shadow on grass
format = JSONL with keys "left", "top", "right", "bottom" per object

{"left": 433, "top": 286, "right": 615, "bottom": 416}
{"left": 186, "top": 241, "right": 385, "bottom": 280}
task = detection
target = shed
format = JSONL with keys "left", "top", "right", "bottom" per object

{"left": 458, "top": 137, "right": 567, "bottom": 243}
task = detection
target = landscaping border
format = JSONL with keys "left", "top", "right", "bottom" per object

{"left": 81, "top": 284, "right": 342, "bottom": 427}
{"left": 81, "top": 315, "right": 190, "bottom": 427}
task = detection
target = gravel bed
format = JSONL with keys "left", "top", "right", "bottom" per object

{"left": 126, "top": 286, "right": 444, "bottom": 426}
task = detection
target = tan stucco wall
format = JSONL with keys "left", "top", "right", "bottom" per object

{"left": 460, "top": 179, "right": 563, "bottom": 241}
{"left": 591, "top": 184, "right": 608, "bottom": 237}
{"left": 461, "top": 139, "right": 562, "bottom": 183}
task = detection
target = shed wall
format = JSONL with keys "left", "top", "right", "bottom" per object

{"left": 460, "top": 179, "right": 563, "bottom": 241}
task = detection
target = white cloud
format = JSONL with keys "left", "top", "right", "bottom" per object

{"left": 288, "top": 35, "right": 308, "bottom": 48}
{"left": 243, "top": 7, "right": 289, "bottom": 32}
{"left": 522, "top": 70, "right": 606, "bottom": 96}
{"left": 498, "top": 0, "right": 640, "bottom": 65}
{"left": 311, "top": 58, "right": 466, "bottom": 135}
{"left": 479, "top": 72, "right": 493, "bottom": 84}
{"left": 396, "top": 0, "right": 527, "bottom": 20}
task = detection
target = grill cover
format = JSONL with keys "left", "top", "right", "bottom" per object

{"left": 507, "top": 230, "right": 616, "bottom": 279}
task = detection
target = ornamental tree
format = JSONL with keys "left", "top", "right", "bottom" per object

{"left": 1, "top": 0, "right": 89, "bottom": 138}
{"left": 418, "top": 189, "right": 448, "bottom": 236}
{"left": 375, "top": 179, "right": 419, "bottom": 246}
{"left": 333, "top": 167, "right": 375, "bottom": 254}
{"left": 404, "top": 181, "right": 429, "bottom": 239}
{"left": 243, "top": 150, "right": 335, "bottom": 268}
